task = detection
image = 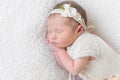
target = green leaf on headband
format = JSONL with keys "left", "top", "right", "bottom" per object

{"left": 60, "top": 5, "right": 65, "bottom": 10}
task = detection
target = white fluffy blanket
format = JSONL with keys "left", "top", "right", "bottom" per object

{"left": 0, "top": 0, "right": 120, "bottom": 80}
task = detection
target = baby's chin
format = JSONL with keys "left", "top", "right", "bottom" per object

{"left": 57, "top": 43, "right": 73, "bottom": 48}
{"left": 55, "top": 43, "right": 66, "bottom": 48}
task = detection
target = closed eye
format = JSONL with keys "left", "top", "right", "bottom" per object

{"left": 55, "top": 29, "right": 63, "bottom": 33}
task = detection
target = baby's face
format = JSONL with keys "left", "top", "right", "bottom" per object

{"left": 47, "top": 14, "right": 79, "bottom": 48}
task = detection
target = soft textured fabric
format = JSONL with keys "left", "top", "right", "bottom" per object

{"left": 0, "top": 0, "right": 68, "bottom": 80}
{"left": 0, "top": 0, "right": 120, "bottom": 80}
{"left": 67, "top": 31, "right": 120, "bottom": 80}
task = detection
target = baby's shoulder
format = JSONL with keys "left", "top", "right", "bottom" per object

{"left": 77, "top": 32, "right": 99, "bottom": 43}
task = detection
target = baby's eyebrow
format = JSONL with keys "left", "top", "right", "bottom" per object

{"left": 54, "top": 28, "right": 62, "bottom": 30}
{"left": 54, "top": 28, "right": 63, "bottom": 32}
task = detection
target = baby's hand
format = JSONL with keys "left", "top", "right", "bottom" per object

{"left": 46, "top": 40, "right": 65, "bottom": 52}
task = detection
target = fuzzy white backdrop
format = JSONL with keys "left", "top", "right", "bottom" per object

{"left": 0, "top": 0, "right": 120, "bottom": 80}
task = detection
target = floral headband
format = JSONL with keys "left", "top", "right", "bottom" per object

{"left": 49, "top": 4, "right": 87, "bottom": 30}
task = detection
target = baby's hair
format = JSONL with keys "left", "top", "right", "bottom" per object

{"left": 53, "top": 1, "right": 87, "bottom": 26}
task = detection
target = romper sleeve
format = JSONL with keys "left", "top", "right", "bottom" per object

{"left": 72, "top": 35, "right": 100, "bottom": 60}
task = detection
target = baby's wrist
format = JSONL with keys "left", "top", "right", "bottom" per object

{"left": 53, "top": 47, "right": 66, "bottom": 54}
{"left": 57, "top": 49, "right": 66, "bottom": 53}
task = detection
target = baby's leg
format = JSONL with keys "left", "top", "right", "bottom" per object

{"left": 110, "top": 76, "right": 120, "bottom": 80}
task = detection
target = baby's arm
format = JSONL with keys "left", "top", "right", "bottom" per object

{"left": 55, "top": 49, "right": 89, "bottom": 76}
{"left": 47, "top": 42, "right": 89, "bottom": 75}
{"left": 47, "top": 42, "right": 66, "bottom": 69}
{"left": 53, "top": 51, "right": 66, "bottom": 70}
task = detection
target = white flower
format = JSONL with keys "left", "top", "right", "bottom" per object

{"left": 60, "top": 4, "right": 82, "bottom": 25}
{"left": 61, "top": 4, "right": 77, "bottom": 17}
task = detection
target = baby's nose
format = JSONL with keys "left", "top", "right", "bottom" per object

{"left": 47, "top": 34, "right": 56, "bottom": 43}
{"left": 50, "top": 33, "right": 57, "bottom": 40}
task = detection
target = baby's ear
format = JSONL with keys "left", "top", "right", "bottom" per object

{"left": 77, "top": 25, "right": 84, "bottom": 33}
